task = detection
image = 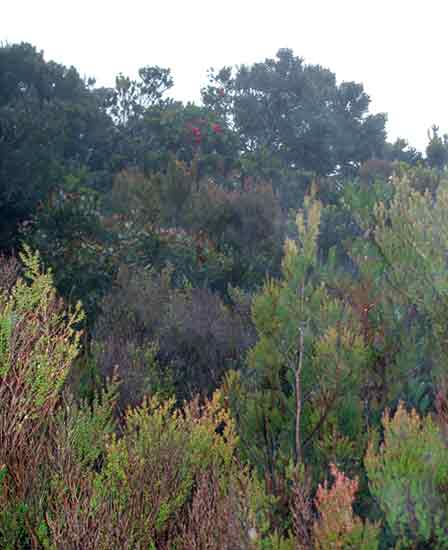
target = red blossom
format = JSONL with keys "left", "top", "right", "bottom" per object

{"left": 190, "top": 126, "right": 202, "bottom": 144}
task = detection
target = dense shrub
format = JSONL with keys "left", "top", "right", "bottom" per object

{"left": 365, "top": 403, "right": 448, "bottom": 547}
{"left": 94, "top": 265, "right": 255, "bottom": 406}
{"left": 0, "top": 248, "right": 83, "bottom": 548}
{"left": 186, "top": 180, "right": 284, "bottom": 288}
{"left": 313, "top": 464, "right": 379, "bottom": 549}
{"left": 0, "top": 254, "right": 20, "bottom": 294}
{"left": 0, "top": 252, "right": 262, "bottom": 548}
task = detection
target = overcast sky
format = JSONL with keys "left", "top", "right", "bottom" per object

{"left": 2, "top": 0, "right": 447, "bottom": 152}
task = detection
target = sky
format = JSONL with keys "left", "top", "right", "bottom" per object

{"left": 2, "top": 0, "right": 447, "bottom": 152}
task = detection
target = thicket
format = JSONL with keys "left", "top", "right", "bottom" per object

{"left": 3, "top": 42, "right": 448, "bottom": 548}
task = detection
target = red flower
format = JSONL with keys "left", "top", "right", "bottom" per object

{"left": 211, "top": 123, "right": 222, "bottom": 134}
{"left": 191, "top": 126, "right": 201, "bottom": 144}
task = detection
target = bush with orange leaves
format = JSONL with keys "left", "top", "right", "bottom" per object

{"left": 313, "top": 464, "right": 379, "bottom": 549}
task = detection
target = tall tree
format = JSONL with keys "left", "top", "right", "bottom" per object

{"left": 426, "top": 125, "right": 448, "bottom": 170}
{"left": 229, "top": 191, "right": 366, "bottom": 490}
{"left": 0, "top": 42, "right": 113, "bottom": 251}
{"left": 384, "top": 137, "right": 422, "bottom": 165}
{"left": 106, "top": 66, "right": 174, "bottom": 127}
{"left": 202, "top": 48, "right": 387, "bottom": 176}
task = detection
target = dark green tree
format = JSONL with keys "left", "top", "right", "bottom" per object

{"left": 384, "top": 137, "right": 422, "bottom": 165}
{"left": 202, "top": 48, "right": 387, "bottom": 176}
{"left": 0, "top": 42, "right": 113, "bottom": 251}
{"left": 426, "top": 125, "right": 448, "bottom": 170}
{"left": 106, "top": 66, "right": 174, "bottom": 127}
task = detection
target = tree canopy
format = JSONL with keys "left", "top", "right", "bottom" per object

{"left": 202, "top": 48, "right": 387, "bottom": 175}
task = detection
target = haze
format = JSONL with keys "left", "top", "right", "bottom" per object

{"left": 3, "top": 0, "right": 447, "bottom": 151}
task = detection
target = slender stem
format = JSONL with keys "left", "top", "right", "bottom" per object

{"left": 295, "top": 323, "right": 304, "bottom": 465}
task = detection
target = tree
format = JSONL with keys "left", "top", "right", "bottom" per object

{"left": 202, "top": 49, "right": 387, "bottom": 176}
{"left": 426, "top": 125, "right": 448, "bottom": 170}
{"left": 106, "top": 65, "right": 174, "bottom": 127}
{"left": 0, "top": 42, "right": 113, "bottom": 251}
{"left": 384, "top": 137, "right": 422, "bottom": 165}
{"left": 229, "top": 191, "right": 367, "bottom": 492}
{"left": 21, "top": 166, "right": 117, "bottom": 323}
{"left": 361, "top": 171, "right": 448, "bottom": 409}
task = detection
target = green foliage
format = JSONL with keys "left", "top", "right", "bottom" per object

{"left": 203, "top": 48, "right": 386, "bottom": 176}
{"left": 260, "top": 531, "right": 296, "bottom": 550}
{"left": 365, "top": 403, "right": 448, "bottom": 547}
{"left": 7, "top": 39, "right": 448, "bottom": 549}
{"left": 0, "top": 499, "right": 30, "bottom": 550}
{"left": 107, "top": 65, "right": 173, "bottom": 126}
{"left": 54, "top": 379, "right": 118, "bottom": 469}
{"left": 0, "top": 256, "right": 252, "bottom": 547}
{"left": 426, "top": 125, "right": 448, "bottom": 171}
{"left": 230, "top": 191, "right": 368, "bottom": 494}
{"left": 384, "top": 138, "right": 423, "bottom": 166}
{"left": 354, "top": 172, "right": 448, "bottom": 410}
{"left": 0, "top": 247, "right": 84, "bottom": 549}
{"left": 22, "top": 168, "right": 116, "bottom": 323}
{"left": 186, "top": 178, "right": 284, "bottom": 288}
{"left": 0, "top": 246, "right": 83, "bottom": 414}
{"left": 0, "top": 42, "right": 113, "bottom": 251}
{"left": 45, "top": 391, "right": 240, "bottom": 548}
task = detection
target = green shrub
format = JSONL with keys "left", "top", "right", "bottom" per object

{"left": 365, "top": 403, "right": 448, "bottom": 547}
{"left": 0, "top": 247, "right": 83, "bottom": 548}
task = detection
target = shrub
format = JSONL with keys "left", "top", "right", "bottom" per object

{"left": 186, "top": 180, "right": 284, "bottom": 288}
{"left": 178, "top": 467, "right": 255, "bottom": 549}
{"left": 0, "top": 247, "right": 83, "bottom": 548}
{"left": 313, "top": 464, "right": 379, "bottom": 549}
{"left": 0, "top": 254, "right": 20, "bottom": 294}
{"left": 44, "top": 391, "right": 240, "bottom": 549}
{"left": 93, "top": 266, "right": 174, "bottom": 408}
{"left": 365, "top": 402, "right": 448, "bottom": 547}
{"left": 94, "top": 266, "right": 255, "bottom": 405}
{"left": 159, "top": 286, "right": 255, "bottom": 399}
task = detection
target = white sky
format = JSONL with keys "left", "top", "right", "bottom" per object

{"left": 2, "top": 0, "right": 447, "bottom": 152}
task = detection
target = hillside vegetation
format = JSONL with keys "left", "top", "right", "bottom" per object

{"left": 2, "top": 42, "right": 448, "bottom": 548}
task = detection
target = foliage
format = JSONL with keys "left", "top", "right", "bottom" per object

{"left": 6, "top": 40, "right": 448, "bottom": 549}
{"left": 313, "top": 464, "right": 379, "bottom": 549}
{"left": 22, "top": 167, "right": 117, "bottom": 322}
{"left": 365, "top": 403, "right": 448, "bottom": 548}
{"left": 384, "top": 138, "right": 422, "bottom": 166}
{"left": 426, "top": 125, "right": 448, "bottom": 171}
{"left": 203, "top": 48, "right": 387, "bottom": 176}
{"left": 94, "top": 265, "right": 255, "bottom": 405}
{"left": 43, "top": 391, "right": 242, "bottom": 549}
{"left": 106, "top": 65, "right": 173, "bottom": 126}
{"left": 186, "top": 178, "right": 284, "bottom": 288}
{"left": 0, "top": 42, "right": 113, "bottom": 251}
{"left": 355, "top": 172, "right": 448, "bottom": 413}
{"left": 0, "top": 247, "right": 83, "bottom": 548}
{"left": 227, "top": 191, "right": 368, "bottom": 504}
